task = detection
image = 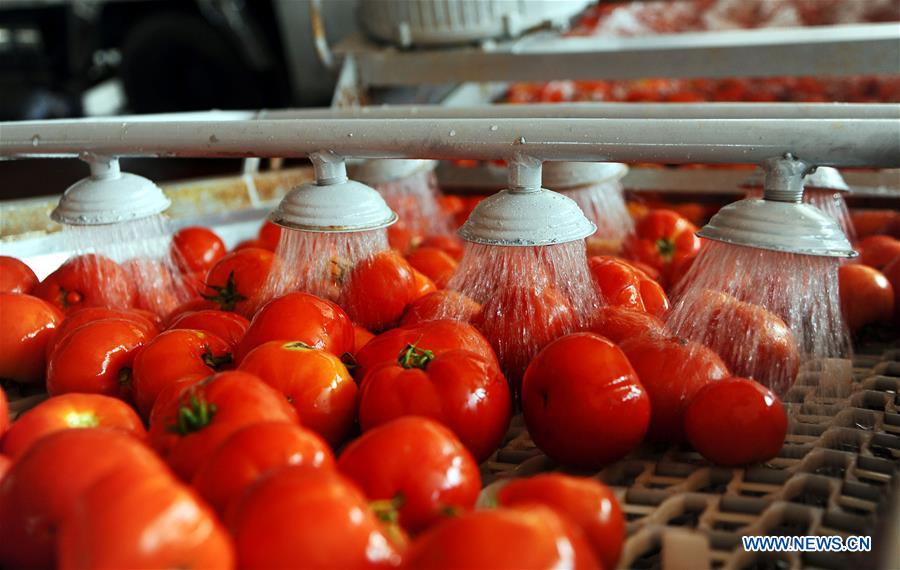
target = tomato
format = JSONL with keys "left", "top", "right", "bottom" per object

{"left": 339, "top": 250, "right": 422, "bottom": 331}
{"left": 168, "top": 309, "right": 249, "bottom": 350}
{"left": 406, "top": 247, "right": 457, "bottom": 289}
{"left": 624, "top": 209, "right": 702, "bottom": 285}
{"left": 388, "top": 224, "right": 417, "bottom": 255}
{"left": 353, "top": 323, "right": 375, "bottom": 353}
{"left": 522, "top": 333, "right": 650, "bottom": 469}
{"left": 590, "top": 305, "right": 667, "bottom": 344}
{"left": 857, "top": 235, "right": 900, "bottom": 270}
{"left": 122, "top": 257, "right": 191, "bottom": 317}
{"left": 47, "top": 306, "right": 159, "bottom": 358}
{"left": 355, "top": 319, "right": 498, "bottom": 381}
{"left": 883, "top": 256, "right": 900, "bottom": 323}
{"left": 171, "top": 226, "right": 227, "bottom": 274}
{"left": 338, "top": 416, "right": 481, "bottom": 533}
{"left": 589, "top": 255, "right": 670, "bottom": 317}
{"left": 238, "top": 341, "right": 358, "bottom": 447}
{"left": 233, "top": 238, "right": 268, "bottom": 251}
{"left": 0, "top": 293, "right": 62, "bottom": 384}
{"left": 132, "top": 329, "right": 233, "bottom": 417}
{"left": 236, "top": 291, "right": 354, "bottom": 363}
{"left": 685, "top": 377, "right": 787, "bottom": 466}
{"left": 33, "top": 254, "right": 136, "bottom": 312}
{"left": 839, "top": 264, "right": 895, "bottom": 332}
{"left": 411, "top": 267, "right": 438, "bottom": 299}
{"left": 1, "top": 393, "right": 145, "bottom": 459}
{"left": 57, "top": 466, "right": 234, "bottom": 570}
{"left": 0, "top": 256, "right": 38, "bottom": 294}
{"left": 149, "top": 371, "right": 298, "bottom": 480}
{"left": 0, "top": 388, "right": 8, "bottom": 438}
{"left": 0, "top": 429, "right": 168, "bottom": 569}
{"left": 497, "top": 474, "right": 624, "bottom": 570}
{"left": 204, "top": 247, "right": 274, "bottom": 316}
{"left": 420, "top": 234, "right": 465, "bottom": 261}
{"left": 851, "top": 210, "right": 898, "bottom": 239}
{"left": 0, "top": 455, "right": 9, "bottom": 483}
{"left": 229, "top": 466, "right": 404, "bottom": 569}
{"left": 193, "top": 421, "right": 334, "bottom": 515}
{"left": 404, "top": 505, "right": 599, "bottom": 570}
{"left": 400, "top": 290, "right": 480, "bottom": 326}
{"left": 359, "top": 345, "right": 510, "bottom": 462}
{"left": 258, "top": 220, "right": 282, "bottom": 251}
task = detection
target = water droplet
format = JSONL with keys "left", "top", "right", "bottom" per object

{"left": 448, "top": 130, "right": 457, "bottom": 137}
{"left": 489, "top": 125, "right": 499, "bottom": 132}
{"left": 31, "top": 135, "right": 40, "bottom": 147}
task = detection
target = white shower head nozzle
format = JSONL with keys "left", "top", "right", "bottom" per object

{"left": 51, "top": 156, "right": 171, "bottom": 226}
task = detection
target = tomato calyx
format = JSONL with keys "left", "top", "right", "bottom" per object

{"left": 370, "top": 493, "right": 405, "bottom": 525}
{"left": 117, "top": 367, "right": 132, "bottom": 388}
{"left": 340, "top": 352, "right": 358, "bottom": 373}
{"left": 202, "top": 271, "right": 246, "bottom": 311}
{"left": 283, "top": 341, "right": 313, "bottom": 352}
{"left": 398, "top": 343, "right": 435, "bottom": 370}
{"left": 655, "top": 238, "right": 676, "bottom": 261}
{"left": 202, "top": 345, "right": 233, "bottom": 370}
{"left": 64, "top": 410, "right": 100, "bottom": 428}
{"left": 169, "top": 393, "right": 218, "bottom": 435}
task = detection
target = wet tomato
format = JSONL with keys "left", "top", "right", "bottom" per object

{"left": 0, "top": 389, "right": 7, "bottom": 439}
{"left": 388, "top": 224, "right": 417, "bottom": 255}
{"left": 851, "top": 210, "right": 898, "bottom": 239}
{"left": 400, "top": 290, "right": 482, "bottom": 326}
{"left": 1, "top": 393, "right": 145, "bottom": 459}
{"left": 590, "top": 305, "right": 667, "bottom": 344}
{"left": 620, "top": 333, "right": 729, "bottom": 443}
{"left": 406, "top": 247, "right": 458, "bottom": 289}
{"left": 420, "top": 234, "right": 465, "bottom": 261}
{"left": 233, "top": 238, "right": 268, "bottom": 251}
{"left": 238, "top": 341, "right": 358, "bottom": 447}
{"left": 47, "top": 306, "right": 159, "bottom": 358}
{"left": 168, "top": 309, "right": 249, "bottom": 350}
{"left": 589, "top": 255, "right": 670, "bottom": 317}
{"left": 258, "top": 220, "right": 282, "bottom": 251}
{"left": 685, "top": 377, "right": 787, "bottom": 466}
{"left": 839, "top": 264, "right": 895, "bottom": 332}
{"left": 411, "top": 268, "right": 438, "bottom": 299}
{"left": 497, "top": 473, "right": 625, "bottom": 570}
{"left": 405, "top": 505, "right": 599, "bottom": 570}
{"left": 857, "top": 235, "right": 900, "bottom": 270}
{"left": 339, "top": 250, "right": 422, "bottom": 331}
{"left": 229, "top": 466, "right": 404, "bottom": 570}
{"left": 0, "top": 293, "right": 63, "bottom": 384}
{"left": 624, "top": 209, "right": 701, "bottom": 285}
{"left": 121, "top": 257, "right": 190, "bottom": 318}
{"left": 353, "top": 323, "right": 375, "bottom": 353}
{"left": 883, "top": 256, "right": 900, "bottom": 323}
{"left": 149, "top": 371, "right": 298, "bottom": 480}
{"left": 359, "top": 345, "right": 510, "bottom": 462}
{"left": 0, "top": 256, "right": 38, "bottom": 294}
{"left": 33, "top": 254, "right": 136, "bottom": 312}
{"left": 522, "top": 333, "right": 650, "bottom": 469}
{"left": 338, "top": 416, "right": 481, "bottom": 534}
{"left": 0, "top": 455, "right": 9, "bottom": 483}
{"left": 204, "top": 247, "right": 274, "bottom": 316}
{"left": 193, "top": 421, "right": 333, "bottom": 515}
{"left": 171, "top": 226, "right": 227, "bottom": 274}
{"left": 235, "top": 291, "right": 354, "bottom": 363}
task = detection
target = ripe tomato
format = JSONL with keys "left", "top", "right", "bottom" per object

{"left": 0, "top": 389, "right": 7, "bottom": 439}
{"left": 121, "top": 257, "right": 191, "bottom": 318}
{"left": 0, "top": 293, "right": 62, "bottom": 384}
{"left": 229, "top": 466, "right": 404, "bottom": 570}
{"left": 47, "top": 306, "right": 159, "bottom": 358}
{"left": 233, "top": 238, "right": 268, "bottom": 251}
{"left": 171, "top": 226, "right": 227, "bottom": 274}
{"left": 258, "top": 220, "right": 282, "bottom": 251}
{"left": 0, "top": 256, "right": 38, "bottom": 294}
{"left": 685, "top": 377, "right": 787, "bottom": 466}
{"left": 619, "top": 333, "right": 729, "bottom": 443}
{"left": 406, "top": 247, "right": 458, "bottom": 289}
{"left": 497, "top": 474, "right": 624, "bottom": 570}
{"left": 33, "top": 254, "right": 136, "bottom": 312}
{"left": 353, "top": 323, "right": 375, "bottom": 353}
{"left": 132, "top": 329, "right": 233, "bottom": 417}
{"left": 624, "top": 209, "right": 701, "bottom": 285}
{"left": 400, "top": 290, "right": 482, "bottom": 326}
{"left": 522, "top": 333, "right": 650, "bottom": 469}
{"left": 339, "top": 250, "right": 422, "bottom": 331}
{"left": 238, "top": 341, "right": 358, "bottom": 447}
{"left": 421, "top": 234, "right": 465, "bottom": 261}
{"left": 204, "top": 247, "right": 274, "bottom": 316}
{"left": 0, "top": 429, "right": 168, "bottom": 569}
{"left": 337, "top": 416, "right": 481, "bottom": 533}
{"left": 359, "top": 345, "right": 510, "bottom": 462}
{"left": 235, "top": 291, "right": 354, "bottom": 363}
{"left": 0, "top": 455, "right": 9, "bottom": 484}
{"left": 355, "top": 319, "right": 498, "bottom": 381}
{"left": 411, "top": 267, "right": 438, "bottom": 299}
{"left": 149, "top": 371, "right": 298, "bottom": 480}
{"left": 168, "top": 309, "right": 249, "bottom": 350}
{"left": 193, "top": 421, "right": 334, "bottom": 515}
{"left": 56, "top": 466, "right": 234, "bottom": 570}
{"left": 857, "top": 235, "right": 900, "bottom": 269}
{"left": 589, "top": 255, "right": 670, "bottom": 317}
{"left": 590, "top": 306, "right": 667, "bottom": 344}
{"left": 1, "top": 393, "right": 145, "bottom": 459}
{"left": 882, "top": 256, "right": 900, "bottom": 323}
{"left": 388, "top": 224, "right": 417, "bottom": 255}
{"left": 405, "top": 505, "right": 599, "bottom": 570}
{"left": 851, "top": 210, "right": 898, "bottom": 239}
{"left": 839, "top": 264, "right": 895, "bottom": 332}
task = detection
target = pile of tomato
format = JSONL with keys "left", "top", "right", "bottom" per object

{"left": 0, "top": 195, "right": 898, "bottom": 568}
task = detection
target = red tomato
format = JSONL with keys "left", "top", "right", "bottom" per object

{"left": 229, "top": 466, "right": 404, "bottom": 570}
{"left": 883, "top": 256, "right": 900, "bottom": 323}
{"left": 132, "top": 329, "right": 233, "bottom": 417}
{"left": 355, "top": 319, "right": 498, "bottom": 381}
{"left": 0, "top": 293, "right": 62, "bottom": 384}
{"left": 192, "top": 421, "right": 334, "bottom": 515}
{"left": 522, "top": 333, "right": 650, "bottom": 469}
{"left": 406, "top": 247, "right": 458, "bottom": 289}
{"left": 0, "top": 389, "right": 7, "bottom": 440}
{"left": 353, "top": 323, "right": 375, "bottom": 353}
{"left": 235, "top": 291, "right": 354, "bottom": 363}
{"left": 589, "top": 255, "right": 670, "bottom": 317}
{"left": 167, "top": 309, "right": 249, "bottom": 349}
{"left": 149, "top": 371, "right": 298, "bottom": 480}
{"left": 685, "top": 377, "right": 787, "bottom": 466}
{"left": 204, "top": 247, "right": 274, "bottom": 316}
{"left": 338, "top": 416, "right": 481, "bottom": 533}
{"left": 420, "top": 234, "right": 465, "bottom": 261}
{"left": 121, "top": 257, "right": 189, "bottom": 318}
{"left": 1, "top": 393, "right": 145, "bottom": 459}
{"left": 405, "top": 505, "right": 599, "bottom": 570}
{"left": 624, "top": 209, "right": 701, "bottom": 285}
{"left": 33, "top": 254, "right": 136, "bottom": 312}
{"left": 0, "top": 455, "right": 9, "bottom": 484}
{"left": 400, "top": 290, "right": 482, "bottom": 326}
{"left": 388, "top": 224, "right": 417, "bottom": 255}
{"left": 839, "top": 264, "right": 895, "bottom": 332}
{"left": 857, "top": 235, "right": 900, "bottom": 269}
{"left": 47, "top": 306, "right": 159, "bottom": 359}
{"left": 56, "top": 466, "right": 234, "bottom": 570}
{"left": 0, "top": 256, "right": 38, "bottom": 294}
{"left": 171, "top": 226, "right": 226, "bottom": 274}
{"left": 233, "top": 238, "right": 268, "bottom": 251}
{"left": 411, "top": 268, "right": 438, "bottom": 299}
{"left": 359, "top": 345, "right": 511, "bottom": 462}
{"left": 238, "top": 341, "right": 358, "bottom": 447}
{"left": 851, "top": 210, "right": 898, "bottom": 239}
{"left": 257, "top": 220, "right": 282, "bottom": 251}
{"left": 497, "top": 474, "right": 624, "bottom": 570}
{"left": 339, "top": 250, "right": 422, "bottom": 331}
{"left": 0, "top": 429, "right": 168, "bottom": 569}
{"left": 590, "top": 306, "right": 668, "bottom": 344}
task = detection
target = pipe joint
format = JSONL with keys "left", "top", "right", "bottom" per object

{"left": 311, "top": 151, "right": 348, "bottom": 186}
{"left": 763, "top": 154, "right": 813, "bottom": 203}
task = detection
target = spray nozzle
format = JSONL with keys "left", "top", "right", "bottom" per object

{"left": 507, "top": 155, "right": 542, "bottom": 193}
{"left": 762, "top": 154, "right": 814, "bottom": 203}
{"left": 311, "top": 151, "right": 349, "bottom": 186}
